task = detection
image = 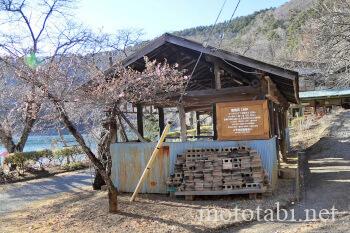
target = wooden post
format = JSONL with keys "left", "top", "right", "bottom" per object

{"left": 196, "top": 112, "right": 201, "bottom": 136}
{"left": 212, "top": 104, "right": 217, "bottom": 140}
{"left": 118, "top": 111, "right": 146, "bottom": 142}
{"left": 189, "top": 112, "right": 195, "bottom": 129}
{"left": 314, "top": 101, "right": 317, "bottom": 115}
{"left": 136, "top": 104, "right": 144, "bottom": 140}
{"left": 178, "top": 105, "right": 187, "bottom": 142}
{"left": 130, "top": 122, "right": 171, "bottom": 202}
{"left": 214, "top": 62, "right": 221, "bottom": 90}
{"left": 212, "top": 60, "right": 220, "bottom": 140}
{"left": 158, "top": 107, "right": 165, "bottom": 138}
{"left": 117, "top": 115, "right": 128, "bottom": 142}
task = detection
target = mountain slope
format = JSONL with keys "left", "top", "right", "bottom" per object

{"left": 173, "top": 0, "right": 319, "bottom": 67}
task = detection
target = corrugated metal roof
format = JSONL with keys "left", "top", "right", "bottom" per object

{"left": 299, "top": 88, "right": 350, "bottom": 99}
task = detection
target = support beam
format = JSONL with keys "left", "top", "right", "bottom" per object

{"left": 214, "top": 62, "right": 222, "bottom": 90}
{"left": 212, "top": 104, "right": 217, "bottom": 140}
{"left": 215, "top": 60, "right": 252, "bottom": 85}
{"left": 140, "top": 86, "right": 260, "bottom": 109}
{"left": 117, "top": 114, "right": 128, "bottom": 142}
{"left": 185, "top": 105, "right": 212, "bottom": 113}
{"left": 263, "top": 76, "right": 290, "bottom": 108}
{"left": 136, "top": 104, "right": 144, "bottom": 139}
{"left": 118, "top": 110, "right": 147, "bottom": 142}
{"left": 196, "top": 112, "right": 201, "bottom": 136}
{"left": 130, "top": 122, "right": 171, "bottom": 202}
{"left": 178, "top": 104, "right": 187, "bottom": 142}
{"left": 158, "top": 107, "right": 165, "bottom": 138}
{"left": 183, "top": 86, "right": 257, "bottom": 98}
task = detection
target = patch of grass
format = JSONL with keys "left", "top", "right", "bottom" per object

{"left": 62, "top": 162, "right": 87, "bottom": 171}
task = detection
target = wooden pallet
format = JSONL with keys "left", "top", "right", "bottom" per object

{"left": 175, "top": 186, "right": 267, "bottom": 200}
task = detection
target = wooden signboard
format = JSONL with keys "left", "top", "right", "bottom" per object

{"left": 216, "top": 100, "right": 270, "bottom": 140}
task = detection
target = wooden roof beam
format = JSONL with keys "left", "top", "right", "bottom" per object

{"left": 183, "top": 86, "right": 257, "bottom": 98}
{"left": 264, "top": 76, "right": 289, "bottom": 108}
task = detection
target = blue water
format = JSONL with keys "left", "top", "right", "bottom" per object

{"left": 0, "top": 134, "right": 99, "bottom": 166}
{"left": 0, "top": 134, "right": 96, "bottom": 153}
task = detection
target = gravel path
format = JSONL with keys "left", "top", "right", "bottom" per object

{"left": 0, "top": 169, "right": 93, "bottom": 214}
{"left": 222, "top": 110, "right": 350, "bottom": 233}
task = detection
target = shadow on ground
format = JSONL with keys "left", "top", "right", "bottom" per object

{"left": 0, "top": 170, "right": 92, "bottom": 214}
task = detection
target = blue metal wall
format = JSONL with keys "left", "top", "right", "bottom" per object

{"left": 111, "top": 137, "right": 278, "bottom": 194}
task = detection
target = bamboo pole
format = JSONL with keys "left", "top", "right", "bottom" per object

{"left": 130, "top": 122, "right": 171, "bottom": 202}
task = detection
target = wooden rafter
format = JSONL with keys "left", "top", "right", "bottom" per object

{"left": 107, "top": 33, "right": 299, "bottom": 104}
{"left": 263, "top": 76, "right": 289, "bottom": 108}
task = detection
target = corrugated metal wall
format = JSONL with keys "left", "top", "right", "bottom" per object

{"left": 111, "top": 137, "right": 278, "bottom": 194}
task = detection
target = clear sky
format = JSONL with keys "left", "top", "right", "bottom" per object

{"left": 76, "top": 0, "right": 289, "bottom": 40}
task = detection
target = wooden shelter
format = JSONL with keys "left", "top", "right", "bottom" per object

{"left": 109, "top": 33, "right": 299, "bottom": 193}
{"left": 292, "top": 88, "right": 350, "bottom": 116}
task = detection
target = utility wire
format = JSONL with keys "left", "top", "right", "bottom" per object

{"left": 221, "top": 58, "right": 262, "bottom": 75}
{"left": 204, "top": 0, "right": 228, "bottom": 47}
{"left": 218, "top": 0, "right": 241, "bottom": 48}
{"left": 178, "top": 0, "right": 228, "bottom": 104}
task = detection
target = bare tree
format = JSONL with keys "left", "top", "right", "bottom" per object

{"left": 315, "top": 0, "right": 350, "bottom": 87}
{"left": 108, "top": 29, "right": 144, "bottom": 58}
{"left": 0, "top": 69, "right": 41, "bottom": 152}
{"left": 81, "top": 29, "right": 146, "bottom": 190}
{"left": 0, "top": 0, "right": 187, "bottom": 213}
{"left": 0, "top": 0, "right": 90, "bottom": 152}
{"left": 11, "top": 54, "right": 186, "bottom": 212}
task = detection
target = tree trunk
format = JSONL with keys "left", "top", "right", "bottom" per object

{"left": 93, "top": 107, "right": 118, "bottom": 190}
{"left": 15, "top": 99, "right": 41, "bottom": 152}
{"left": 0, "top": 99, "right": 40, "bottom": 153}
{"left": 93, "top": 171, "right": 106, "bottom": 190}
{"left": 0, "top": 124, "right": 16, "bottom": 153}
{"left": 53, "top": 100, "right": 119, "bottom": 212}
{"left": 57, "top": 127, "right": 70, "bottom": 164}
{"left": 15, "top": 116, "right": 37, "bottom": 152}
{"left": 108, "top": 187, "right": 118, "bottom": 213}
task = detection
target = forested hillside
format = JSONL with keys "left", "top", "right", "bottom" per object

{"left": 174, "top": 0, "right": 318, "bottom": 67}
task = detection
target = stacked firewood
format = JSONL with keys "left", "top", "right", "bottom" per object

{"left": 167, "top": 147, "right": 269, "bottom": 192}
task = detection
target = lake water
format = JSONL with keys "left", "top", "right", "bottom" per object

{"left": 0, "top": 134, "right": 97, "bottom": 166}
{"left": 0, "top": 134, "right": 96, "bottom": 153}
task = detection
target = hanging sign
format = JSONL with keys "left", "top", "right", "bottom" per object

{"left": 216, "top": 100, "right": 270, "bottom": 140}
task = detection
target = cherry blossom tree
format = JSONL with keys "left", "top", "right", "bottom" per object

{"left": 12, "top": 54, "right": 187, "bottom": 212}
{"left": 0, "top": 0, "right": 188, "bottom": 213}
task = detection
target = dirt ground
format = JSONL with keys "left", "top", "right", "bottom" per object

{"left": 289, "top": 109, "right": 340, "bottom": 151}
{"left": 1, "top": 109, "right": 349, "bottom": 233}
{"left": 222, "top": 109, "right": 350, "bottom": 232}
{"left": 0, "top": 179, "right": 295, "bottom": 233}
{"left": 0, "top": 170, "right": 92, "bottom": 214}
